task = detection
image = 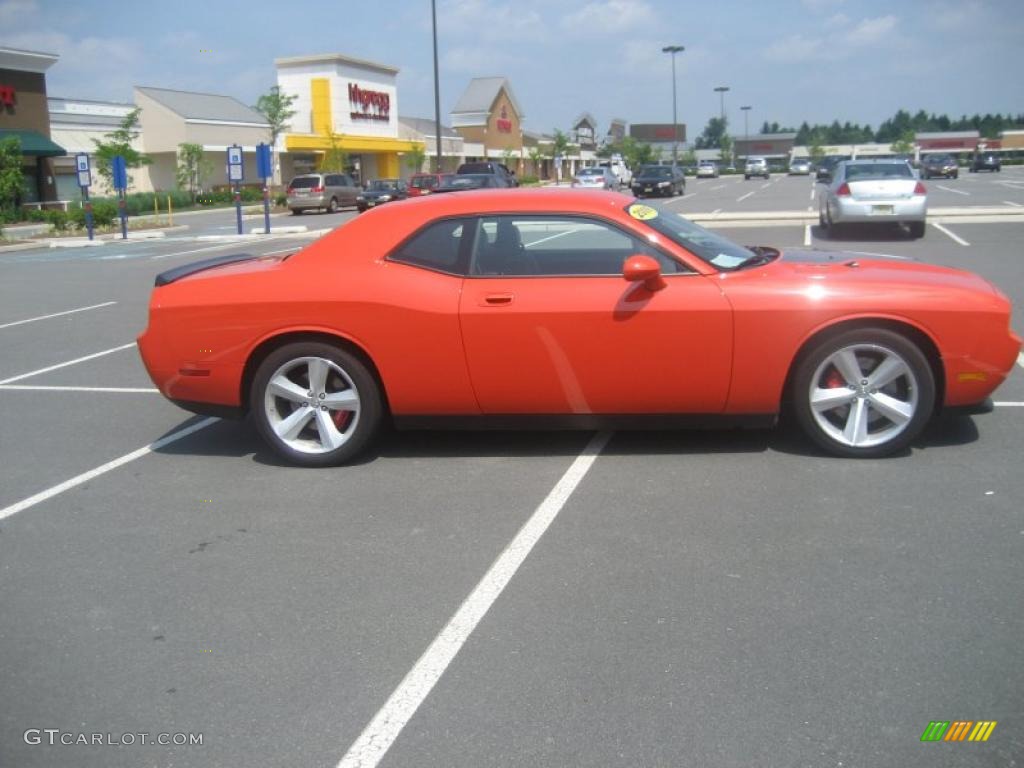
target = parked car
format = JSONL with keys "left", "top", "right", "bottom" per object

{"left": 820, "top": 159, "right": 927, "bottom": 238}
{"left": 598, "top": 155, "right": 632, "bottom": 187}
{"left": 744, "top": 157, "right": 770, "bottom": 180}
{"left": 970, "top": 152, "right": 1001, "bottom": 173}
{"left": 456, "top": 161, "right": 519, "bottom": 186}
{"left": 433, "top": 174, "right": 513, "bottom": 193}
{"left": 631, "top": 165, "right": 686, "bottom": 197}
{"left": 408, "top": 173, "right": 455, "bottom": 196}
{"left": 286, "top": 173, "right": 359, "bottom": 214}
{"left": 815, "top": 156, "right": 848, "bottom": 183}
{"left": 356, "top": 179, "right": 408, "bottom": 212}
{"left": 138, "top": 189, "right": 1020, "bottom": 466}
{"left": 572, "top": 167, "right": 618, "bottom": 189}
{"left": 788, "top": 158, "right": 812, "bottom": 175}
{"left": 921, "top": 154, "right": 959, "bottom": 179}
{"left": 696, "top": 161, "right": 719, "bottom": 179}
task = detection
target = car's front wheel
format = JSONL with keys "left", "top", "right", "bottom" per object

{"left": 251, "top": 342, "right": 383, "bottom": 466}
{"left": 792, "top": 328, "right": 935, "bottom": 458}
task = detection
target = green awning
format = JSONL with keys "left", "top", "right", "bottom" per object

{"left": 0, "top": 129, "right": 66, "bottom": 158}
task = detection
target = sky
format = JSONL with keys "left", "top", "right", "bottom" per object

{"left": 5, "top": 0, "right": 1024, "bottom": 140}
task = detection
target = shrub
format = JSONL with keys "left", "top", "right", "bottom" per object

{"left": 44, "top": 209, "right": 69, "bottom": 231}
{"left": 69, "top": 201, "right": 118, "bottom": 228}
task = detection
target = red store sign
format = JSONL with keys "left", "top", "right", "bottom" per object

{"left": 348, "top": 83, "right": 390, "bottom": 122}
{"left": 0, "top": 85, "right": 15, "bottom": 108}
{"left": 496, "top": 105, "right": 512, "bottom": 133}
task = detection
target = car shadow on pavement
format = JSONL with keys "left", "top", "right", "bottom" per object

{"left": 151, "top": 410, "right": 980, "bottom": 466}
{"left": 812, "top": 223, "right": 917, "bottom": 243}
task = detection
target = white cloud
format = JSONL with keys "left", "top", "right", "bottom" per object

{"left": 562, "top": 0, "right": 654, "bottom": 33}
{"left": 764, "top": 35, "right": 823, "bottom": 62}
{"left": 442, "top": 45, "right": 517, "bottom": 74}
{"left": 825, "top": 13, "right": 849, "bottom": 28}
{"left": 801, "top": 0, "right": 844, "bottom": 11}
{"left": 441, "top": 0, "right": 545, "bottom": 41}
{"left": 847, "top": 15, "right": 898, "bottom": 46}
{"left": 0, "top": 0, "right": 37, "bottom": 26}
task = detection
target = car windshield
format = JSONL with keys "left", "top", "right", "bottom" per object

{"left": 844, "top": 163, "right": 913, "bottom": 181}
{"left": 410, "top": 176, "right": 438, "bottom": 189}
{"left": 448, "top": 175, "right": 490, "bottom": 187}
{"left": 927, "top": 155, "right": 953, "bottom": 164}
{"left": 578, "top": 169, "right": 603, "bottom": 176}
{"left": 699, "top": 161, "right": 714, "bottom": 167}
{"left": 640, "top": 166, "right": 671, "bottom": 177}
{"left": 459, "top": 163, "right": 493, "bottom": 174}
{"left": 289, "top": 177, "right": 320, "bottom": 188}
{"left": 630, "top": 202, "right": 760, "bottom": 270}
{"left": 368, "top": 180, "right": 398, "bottom": 191}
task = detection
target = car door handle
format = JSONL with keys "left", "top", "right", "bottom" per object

{"left": 482, "top": 294, "right": 514, "bottom": 306}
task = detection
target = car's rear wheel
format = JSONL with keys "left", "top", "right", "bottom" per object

{"left": 251, "top": 342, "right": 383, "bottom": 467}
{"left": 327, "top": 197, "right": 338, "bottom": 213}
{"left": 792, "top": 328, "right": 935, "bottom": 458}
{"left": 908, "top": 221, "right": 926, "bottom": 239}
{"left": 291, "top": 209, "right": 302, "bottom": 215}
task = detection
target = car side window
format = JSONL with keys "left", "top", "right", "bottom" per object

{"left": 470, "top": 215, "right": 684, "bottom": 277}
{"left": 388, "top": 217, "right": 470, "bottom": 275}
{"left": 323, "top": 175, "right": 337, "bottom": 187}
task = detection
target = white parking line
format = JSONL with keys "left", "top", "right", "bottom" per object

{"left": 994, "top": 402, "right": 1024, "bottom": 406}
{"left": 524, "top": 229, "right": 579, "bottom": 248}
{"left": 0, "top": 342, "right": 137, "bottom": 385}
{"left": 803, "top": 224, "right": 812, "bottom": 246}
{"left": 930, "top": 222, "right": 969, "bottom": 246}
{"left": 0, "top": 301, "right": 116, "bottom": 330}
{"left": 1017, "top": 352, "right": 1024, "bottom": 370}
{"left": 936, "top": 185, "right": 970, "bottom": 196}
{"left": 0, "top": 385, "right": 157, "bottom": 393}
{"left": 710, "top": 184, "right": 726, "bottom": 190}
{"left": 737, "top": 191, "right": 755, "bottom": 202}
{"left": 0, "top": 417, "right": 219, "bottom": 523}
{"left": 711, "top": 209, "right": 722, "bottom": 215}
{"left": 1004, "top": 201, "right": 1022, "bottom": 207}
{"left": 809, "top": 186, "right": 815, "bottom": 200}
{"left": 336, "top": 430, "right": 612, "bottom": 768}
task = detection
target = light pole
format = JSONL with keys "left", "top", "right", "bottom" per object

{"left": 713, "top": 85, "right": 730, "bottom": 123}
{"left": 740, "top": 105, "right": 751, "bottom": 161}
{"left": 662, "top": 45, "right": 684, "bottom": 164}
{"left": 431, "top": 0, "right": 443, "bottom": 172}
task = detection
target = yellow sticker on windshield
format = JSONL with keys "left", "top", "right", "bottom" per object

{"left": 628, "top": 203, "right": 658, "bottom": 221}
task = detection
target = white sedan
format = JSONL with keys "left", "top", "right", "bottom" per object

{"left": 572, "top": 167, "right": 618, "bottom": 189}
{"left": 819, "top": 159, "right": 927, "bottom": 239}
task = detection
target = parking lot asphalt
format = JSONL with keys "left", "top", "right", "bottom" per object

{"left": 1, "top": 193, "right": 1022, "bottom": 766}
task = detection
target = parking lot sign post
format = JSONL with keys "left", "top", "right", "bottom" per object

{"left": 256, "top": 143, "right": 272, "bottom": 234}
{"left": 112, "top": 155, "right": 128, "bottom": 240}
{"left": 75, "top": 153, "right": 94, "bottom": 241}
{"left": 227, "top": 145, "right": 244, "bottom": 235}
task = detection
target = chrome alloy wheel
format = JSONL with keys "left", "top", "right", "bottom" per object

{"left": 263, "top": 356, "right": 361, "bottom": 454}
{"left": 807, "top": 343, "right": 919, "bottom": 449}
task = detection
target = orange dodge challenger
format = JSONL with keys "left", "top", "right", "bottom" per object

{"left": 138, "top": 189, "right": 1020, "bottom": 466}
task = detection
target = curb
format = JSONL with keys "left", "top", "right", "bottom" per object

{"left": 248, "top": 225, "right": 307, "bottom": 235}
{"left": 48, "top": 238, "right": 105, "bottom": 249}
{"left": 0, "top": 241, "right": 47, "bottom": 253}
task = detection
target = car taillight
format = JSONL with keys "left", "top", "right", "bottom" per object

{"left": 836, "top": 182, "right": 851, "bottom": 196}
{"left": 914, "top": 181, "right": 926, "bottom": 195}
{"left": 286, "top": 187, "right": 293, "bottom": 195}
{"left": 311, "top": 186, "right": 324, "bottom": 193}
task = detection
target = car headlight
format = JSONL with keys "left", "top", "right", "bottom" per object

{"left": 356, "top": 196, "right": 365, "bottom": 202}
{"left": 378, "top": 195, "right": 391, "bottom": 202}
{"left": 658, "top": 181, "right": 670, "bottom": 187}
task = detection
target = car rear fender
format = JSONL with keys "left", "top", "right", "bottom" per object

{"left": 239, "top": 328, "right": 390, "bottom": 416}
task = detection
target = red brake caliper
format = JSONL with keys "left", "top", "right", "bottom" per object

{"left": 825, "top": 368, "right": 845, "bottom": 389}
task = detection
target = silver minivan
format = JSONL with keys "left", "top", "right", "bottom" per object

{"left": 286, "top": 173, "right": 359, "bottom": 214}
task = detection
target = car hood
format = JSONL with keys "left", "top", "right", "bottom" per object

{"left": 769, "top": 247, "right": 1000, "bottom": 296}
{"left": 362, "top": 189, "right": 397, "bottom": 198}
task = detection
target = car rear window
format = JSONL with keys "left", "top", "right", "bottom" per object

{"left": 289, "top": 177, "right": 321, "bottom": 188}
{"left": 458, "top": 163, "right": 492, "bottom": 174}
{"left": 844, "top": 163, "right": 913, "bottom": 180}
{"left": 578, "top": 168, "right": 602, "bottom": 175}
{"left": 389, "top": 217, "right": 470, "bottom": 274}
{"left": 641, "top": 166, "right": 671, "bottom": 177}
{"left": 410, "top": 175, "right": 439, "bottom": 189}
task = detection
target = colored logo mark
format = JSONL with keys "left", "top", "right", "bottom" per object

{"left": 921, "top": 721, "right": 997, "bottom": 742}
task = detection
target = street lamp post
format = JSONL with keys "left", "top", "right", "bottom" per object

{"left": 431, "top": 0, "right": 443, "bottom": 173}
{"left": 662, "top": 45, "right": 684, "bottom": 164}
{"left": 740, "top": 105, "right": 751, "bottom": 161}
{"left": 713, "top": 85, "right": 730, "bottom": 123}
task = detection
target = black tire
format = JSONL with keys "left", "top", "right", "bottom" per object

{"left": 291, "top": 209, "right": 302, "bottom": 216}
{"left": 250, "top": 341, "right": 384, "bottom": 467}
{"left": 908, "top": 221, "right": 925, "bottom": 239}
{"left": 327, "top": 197, "right": 338, "bottom": 214}
{"left": 791, "top": 328, "right": 935, "bottom": 458}
{"left": 744, "top": 175, "right": 750, "bottom": 180}
{"left": 819, "top": 207, "right": 827, "bottom": 229}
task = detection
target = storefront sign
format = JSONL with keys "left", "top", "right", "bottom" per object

{"left": 496, "top": 105, "right": 512, "bottom": 133}
{"left": 0, "top": 85, "right": 15, "bottom": 107}
{"left": 348, "top": 83, "right": 390, "bottom": 122}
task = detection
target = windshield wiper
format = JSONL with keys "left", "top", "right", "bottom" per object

{"left": 735, "top": 245, "right": 779, "bottom": 269}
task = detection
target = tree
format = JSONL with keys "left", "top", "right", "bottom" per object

{"left": 0, "top": 135, "right": 24, "bottom": 215}
{"left": 527, "top": 146, "right": 544, "bottom": 179}
{"left": 890, "top": 128, "right": 915, "bottom": 157}
{"left": 92, "top": 107, "right": 151, "bottom": 190}
{"left": 175, "top": 143, "right": 211, "bottom": 204}
{"left": 321, "top": 131, "right": 348, "bottom": 173}
{"left": 405, "top": 144, "right": 426, "bottom": 173}
{"left": 549, "top": 130, "right": 572, "bottom": 181}
{"left": 254, "top": 86, "right": 297, "bottom": 184}
{"left": 719, "top": 133, "right": 734, "bottom": 167}
{"left": 694, "top": 117, "right": 728, "bottom": 150}
{"left": 809, "top": 136, "right": 826, "bottom": 166}
{"left": 500, "top": 147, "right": 516, "bottom": 173}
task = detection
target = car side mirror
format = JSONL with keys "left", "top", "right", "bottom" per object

{"left": 623, "top": 254, "right": 665, "bottom": 291}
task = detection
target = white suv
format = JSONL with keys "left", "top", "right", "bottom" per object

{"left": 744, "top": 157, "right": 770, "bottom": 180}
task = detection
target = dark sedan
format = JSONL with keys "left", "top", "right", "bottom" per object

{"left": 921, "top": 154, "right": 959, "bottom": 179}
{"left": 356, "top": 179, "right": 408, "bottom": 212}
{"left": 970, "top": 153, "right": 1001, "bottom": 173}
{"left": 433, "top": 174, "right": 514, "bottom": 193}
{"left": 631, "top": 165, "right": 686, "bottom": 197}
